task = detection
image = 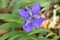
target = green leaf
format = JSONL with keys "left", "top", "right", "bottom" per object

{"left": 46, "top": 32, "right": 55, "bottom": 38}
{"left": 28, "top": 29, "right": 52, "bottom": 36}
{"left": 27, "top": 37, "right": 37, "bottom": 40}
{"left": 52, "top": 0, "right": 60, "bottom": 3}
{"left": 17, "top": 36, "right": 30, "bottom": 40}
{"left": 26, "top": 37, "right": 50, "bottom": 40}
{"left": 0, "top": 14, "right": 24, "bottom": 23}
{"left": 8, "top": 0, "right": 17, "bottom": 9}
{"left": 0, "top": 14, "right": 20, "bottom": 20}
{"left": 0, "top": 0, "right": 9, "bottom": 9}
{"left": 12, "top": 0, "right": 51, "bottom": 15}
{"left": 41, "top": 2, "right": 50, "bottom": 10}
{"left": 12, "top": 0, "right": 35, "bottom": 15}
{"left": 8, "top": 31, "right": 27, "bottom": 40}
{"left": 37, "top": 38, "right": 51, "bottom": 40}
{"left": 8, "top": 34, "right": 23, "bottom": 40}
{"left": 0, "top": 31, "right": 21, "bottom": 40}
{"left": 0, "top": 22, "right": 22, "bottom": 29}
{"left": 52, "top": 35, "right": 60, "bottom": 40}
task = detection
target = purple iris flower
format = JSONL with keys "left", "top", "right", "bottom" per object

{"left": 18, "top": 2, "right": 45, "bottom": 32}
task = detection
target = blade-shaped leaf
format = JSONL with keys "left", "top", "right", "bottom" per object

{"left": 0, "top": 22, "right": 22, "bottom": 29}
{"left": 46, "top": 32, "right": 55, "bottom": 38}
{"left": 0, "top": 31, "right": 21, "bottom": 40}
{"left": 0, "top": 14, "right": 20, "bottom": 20}
{"left": 52, "top": 35, "right": 60, "bottom": 40}
{"left": 0, "top": 0, "right": 9, "bottom": 9}
{"left": 0, "top": 14, "right": 24, "bottom": 23}
{"left": 8, "top": 31, "right": 27, "bottom": 40}
{"left": 28, "top": 29, "right": 52, "bottom": 36}
{"left": 37, "top": 38, "right": 51, "bottom": 40}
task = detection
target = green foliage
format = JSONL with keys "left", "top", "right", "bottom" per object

{"left": 9, "top": 0, "right": 51, "bottom": 15}
{"left": 46, "top": 32, "right": 55, "bottom": 38}
{"left": 28, "top": 29, "right": 52, "bottom": 36}
{"left": 52, "top": 0, "right": 60, "bottom": 3}
{"left": 0, "top": 14, "right": 20, "bottom": 21}
{"left": 0, "top": 0, "right": 9, "bottom": 9}
{"left": 52, "top": 35, "right": 60, "bottom": 40}
{"left": 0, "top": 22, "right": 22, "bottom": 29}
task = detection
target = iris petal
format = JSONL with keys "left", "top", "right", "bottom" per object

{"left": 26, "top": 7, "right": 32, "bottom": 16}
{"left": 18, "top": 8, "right": 29, "bottom": 19}
{"left": 32, "top": 17, "right": 45, "bottom": 28}
{"left": 23, "top": 21, "right": 32, "bottom": 32}
{"left": 32, "top": 2, "right": 40, "bottom": 15}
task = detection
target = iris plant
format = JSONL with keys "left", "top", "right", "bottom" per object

{"left": 18, "top": 2, "right": 45, "bottom": 32}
